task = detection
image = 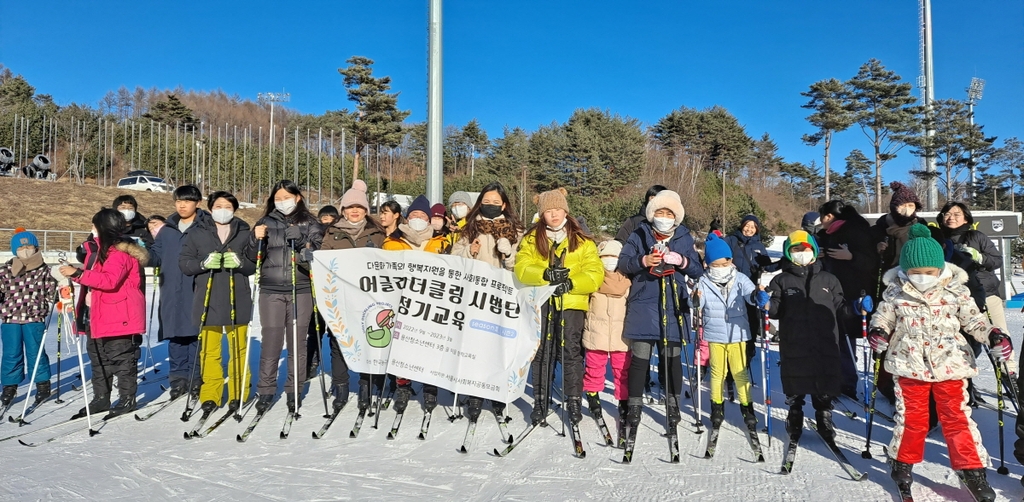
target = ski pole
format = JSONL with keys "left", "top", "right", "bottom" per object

{"left": 761, "top": 308, "right": 772, "bottom": 447}
{"left": 309, "top": 270, "right": 330, "bottom": 418}
{"left": 17, "top": 304, "right": 54, "bottom": 421}
{"left": 289, "top": 240, "right": 301, "bottom": 417}
{"left": 668, "top": 275, "right": 698, "bottom": 433}
{"left": 985, "top": 346, "right": 1009, "bottom": 475}
{"left": 184, "top": 270, "right": 216, "bottom": 421}
{"left": 228, "top": 257, "right": 238, "bottom": 408}
{"left": 861, "top": 354, "right": 882, "bottom": 459}
{"left": 557, "top": 293, "right": 567, "bottom": 438}
{"left": 55, "top": 298, "right": 64, "bottom": 404}
{"left": 75, "top": 333, "right": 97, "bottom": 436}
{"left": 141, "top": 267, "right": 159, "bottom": 380}
{"left": 694, "top": 293, "right": 704, "bottom": 430}
{"left": 237, "top": 237, "right": 264, "bottom": 420}
{"left": 859, "top": 291, "right": 869, "bottom": 411}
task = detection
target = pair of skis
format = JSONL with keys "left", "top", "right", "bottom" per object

{"left": 703, "top": 420, "right": 764, "bottom": 462}
{"left": 779, "top": 418, "right": 866, "bottom": 482}
{"left": 458, "top": 409, "right": 515, "bottom": 453}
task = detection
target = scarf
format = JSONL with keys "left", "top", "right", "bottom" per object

{"left": 475, "top": 216, "right": 519, "bottom": 242}
{"left": 334, "top": 218, "right": 367, "bottom": 238}
{"left": 598, "top": 271, "right": 631, "bottom": 298}
{"left": 546, "top": 228, "right": 567, "bottom": 244}
{"left": 398, "top": 223, "right": 434, "bottom": 247}
{"left": 12, "top": 251, "right": 44, "bottom": 277}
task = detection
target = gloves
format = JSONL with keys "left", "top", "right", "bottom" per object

{"left": 855, "top": 295, "right": 874, "bottom": 315}
{"left": 300, "top": 247, "right": 315, "bottom": 263}
{"left": 755, "top": 290, "right": 770, "bottom": 309}
{"left": 553, "top": 279, "right": 573, "bottom": 297}
{"left": 202, "top": 252, "right": 223, "bottom": 270}
{"left": 868, "top": 328, "right": 889, "bottom": 354}
{"left": 754, "top": 254, "right": 774, "bottom": 267}
{"left": 284, "top": 225, "right": 302, "bottom": 244}
{"left": 543, "top": 267, "right": 570, "bottom": 284}
{"left": 221, "top": 251, "right": 241, "bottom": 269}
{"left": 496, "top": 237, "right": 513, "bottom": 256}
{"left": 663, "top": 251, "right": 683, "bottom": 266}
{"left": 955, "top": 244, "right": 983, "bottom": 264}
{"left": 990, "top": 328, "right": 1013, "bottom": 363}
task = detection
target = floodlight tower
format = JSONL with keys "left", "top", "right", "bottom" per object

{"left": 258, "top": 91, "right": 290, "bottom": 178}
{"left": 919, "top": 0, "right": 938, "bottom": 210}
{"left": 966, "top": 77, "right": 985, "bottom": 201}
{"left": 426, "top": 0, "right": 444, "bottom": 204}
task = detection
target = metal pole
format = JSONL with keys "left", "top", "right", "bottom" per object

{"left": 341, "top": 129, "right": 346, "bottom": 190}
{"left": 425, "top": 0, "right": 444, "bottom": 203}
{"left": 922, "top": 0, "right": 938, "bottom": 210}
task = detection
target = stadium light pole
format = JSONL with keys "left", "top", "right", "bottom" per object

{"left": 919, "top": 0, "right": 938, "bottom": 210}
{"left": 966, "top": 77, "right": 985, "bottom": 202}
{"left": 259, "top": 91, "right": 290, "bottom": 180}
{"left": 426, "top": 0, "right": 443, "bottom": 204}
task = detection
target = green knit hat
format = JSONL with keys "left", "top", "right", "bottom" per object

{"left": 899, "top": 223, "right": 945, "bottom": 272}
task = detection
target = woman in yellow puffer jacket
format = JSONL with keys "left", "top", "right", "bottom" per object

{"left": 515, "top": 188, "right": 604, "bottom": 426}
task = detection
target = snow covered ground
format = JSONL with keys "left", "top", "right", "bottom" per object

{"left": 4, "top": 277, "right": 1024, "bottom": 501}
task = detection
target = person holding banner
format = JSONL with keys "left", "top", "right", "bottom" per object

{"left": 179, "top": 191, "right": 256, "bottom": 414}
{"left": 450, "top": 182, "right": 525, "bottom": 420}
{"left": 246, "top": 180, "right": 323, "bottom": 414}
{"left": 617, "top": 190, "right": 703, "bottom": 433}
{"left": 515, "top": 188, "right": 604, "bottom": 425}
{"left": 383, "top": 195, "right": 446, "bottom": 254}
{"left": 320, "top": 180, "right": 386, "bottom": 411}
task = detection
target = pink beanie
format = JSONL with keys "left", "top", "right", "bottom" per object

{"left": 340, "top": 180, "right": 369, "bottom": 211}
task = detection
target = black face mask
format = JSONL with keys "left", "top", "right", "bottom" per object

{"left": 479, "top": 204, "right": 503, "bottom": 219}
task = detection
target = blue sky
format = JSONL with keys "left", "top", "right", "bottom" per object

{"left": 1, "top": 0, "right": 1020, "bottom": 184}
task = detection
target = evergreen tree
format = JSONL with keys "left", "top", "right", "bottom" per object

{"left": 847, "top": 59, "right": 920, "bottom": 212}
{"left": 801, "top": 78, "right": 854, "bottom": 200}
{"left": 338, "top": 56, "right": 411, "bottom": 181}
{"left": 907, "top": 98, "right": 994, "bottom": 201}
{"left": 142, "top": 94, "right": 197, "bottom": 131}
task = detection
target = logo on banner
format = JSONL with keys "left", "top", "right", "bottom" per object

{"left": 992, "top": 219, "right": 1004, "bottom": 232}
{"left": 363, "top": 303, "right": 395, "bottom": 348}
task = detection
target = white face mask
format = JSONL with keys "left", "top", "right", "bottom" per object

{"left": 451, "top": 205, "right": 468, "bottom": 220}
{"left": 908, "top": 274, "right": 939, "bottom": 291}
{"left": 212, "top": 208, "right": 234, "bottom": 225}
{"left": 652, "top": 217, "right": 675, "bottom": 233}
{"left": 601, "top": 257, "right": 618, "bottom": 271}
{"left": 119, "top": 209, "right": 136, "bottom": 222}
{"left": 407, "top": 218, "right": 429, "bottom": 232}
{"left": 16, "top": 247, "right": 35, "bottom": 259}
{"left": 897, "top": 206, "right": 915, "bottom": 217}
{"left": 707, "top": 265, "right": 735, "bottom": 284}
{"left": 275, "top": 198, "right": 297, "bottom": 216}
{"left": 546, "top": 219, "right": 567, "bottom": 232}
{"left": 790, "top": 250, "right": 815, "bottom": 266}
{"left": 430, "top": 219, "right": 444, "bottom": 231}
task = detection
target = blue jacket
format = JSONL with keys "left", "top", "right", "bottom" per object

{"left": 618, "top": 222, "right": 703, "bottom": 343}
{"left": 696, "top": 272, "right": 757, "bottom": 344}
{"left": 148, "top": 210, "right": 211, "bottom": 341}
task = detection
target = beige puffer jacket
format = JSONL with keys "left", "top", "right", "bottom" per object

{"left": 450, "top": 217, "right": 523, "bottom": 271}
{"left": 870, "top": 264, "right": 1008, "bottom": 382}
{"left": 582, "top": 271, "right": 631, "bottom": 352}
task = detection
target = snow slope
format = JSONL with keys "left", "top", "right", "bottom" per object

{"left": 2, "top": 286, "right": 1024, "bottom": 501}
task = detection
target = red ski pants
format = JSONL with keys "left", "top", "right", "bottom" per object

{"left": 890, "top": 376, "right": 989, "bottom": 470}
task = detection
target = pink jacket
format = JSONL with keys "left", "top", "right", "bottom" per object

{"left": 73, "top": 242, "right": 148, "bottom": 338}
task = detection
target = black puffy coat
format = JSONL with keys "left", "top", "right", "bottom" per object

{"left": 121, "top": 213, "right": 154, "bottom": 249}
{"left": 148, "top": 210, "right": 213, "bottom": 340}
{"left": 179, "top": 217, "right": 257, "bottom": 326}
{"left": 767, "top": 259, "right": 847, "bottom": 397}
{"left": 816, "top": 215, "right": 880, "bottom": 307}
{"left": 939, "top": 226, "right": 1002, "bottom": 300}
{"left": 244, "top": 210, "right": 323, "bottom": 295}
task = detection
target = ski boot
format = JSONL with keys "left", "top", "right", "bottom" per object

{"left": 664, "top": 395, "right": 681, "bottom": 428}
{"left": 566, "top": 397, "right": 583, "bottom": 425}
{"left": 34, "top": 381, "right": 51, "bottom": 403}
{"left": 959, "top": 469, "right": 996, "bottom": 502}
{"left": 255, "top": 394, "right": 274, "bottom": 413}
{"left": 1, "top": 385, "right": 16, "bottom": 405}
{"left": 333, "top": 384, "right": 349, "bottom": 411}
{"left": 285, "top": 393, "right": 302, "bottom": 413}
{"left": 168, "top": 378, "right": 187, "bottom": 400}
{"left": 740, "top": 403, "right": 757, "bottom": 428}
{"left": 710, "top": 402, "right": 725, "bottom": 429}
{"left": 74, "top": 394, "right": 111, "bottom": 419}
{"left": 105, "top": 395, "right": 137, "bottom": 418}
{"left": 530, "top": 391, "right": 548, "bottom": 425}
{"left": 815, "top": 410, "right": 835, "bottom": 442}
{"left": 393, "top": 384, "right": 412, "bottom": 414}
{"left": 423, "top": 387, "right": 438, "bottom": 413}
{"left": 585, "top": 392, "right": 603, "bottom": 418}
{"left": 200, "top": 400, "right": 218, "bottom": 414}
{"left": 491, "top": 400, "right": 506, "bottom": 416}
{"left": 890, "top": 460, "right": 913, "bottom": 484}
{"left": 785, "top": 408, "right": 803, "bottom": 440}
{"left": 357, "top": 381, "right": 371, "bottom": 412}
{"left": 626, "top": 404, "right": 642, "bottom": 427}
{"left": 227, "top": 399, "right": 241, "bottom": 412}
{"left": 466, "top": 397, "right": 482, "bottom": 422}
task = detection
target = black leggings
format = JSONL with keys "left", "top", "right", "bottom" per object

{"left": 627, "top": 340, "right": 681, "bottom": 405}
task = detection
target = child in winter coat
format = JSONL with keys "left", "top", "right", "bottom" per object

{"left": 60, "top": 209, "right": 148, "bottom": 418}
{"left": 582, "top": 239, "right": 631, "bottom": 426}
{"left": 515, "top": 188, "right": 604, "bottom": 425}
{"left": 0, "top": 230, "right": 58, "bottom": 406}
{"left": 869, "top": 223, "right": 1011, "bottom": 500}
{"left": 766, "top": 230, "right": 847, "bottom": 443}
{"left": 694, "top": 234, "right": 768, "bottom": 431}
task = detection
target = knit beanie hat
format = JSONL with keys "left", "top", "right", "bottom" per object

{"left": 899, "top": 223, "right": 945, "bottom": 272}
{"left": 801, "top": 211, "right": 820, "bottom": 230}
{"left": 318, "top": 205, "right": 339, "bottom": 219}
{"left": 782, "top": 230, "right": 819, "bottom": 262}
{"left": 448, "top": 191, "right": 474, "bottom": 208}
{"left": 703, "top": 233, "right": 732, "bottom": 265}
{"left": 339, "top": 180, "right": 369, "bottom": 211}
{"left": 407, "top": 195, "right": 431, "bottom": 218}
{"left": 11, "top": 228, "right": 38, "bottom": 254}
{"left": 645, "top": 190, "right": 685, "bottom": 226}
{"left": 430, "top": 203, "right": 446, "bottom": 218}
{"left": 889, "top": 182, "right": 922, "bottom": 214}
{"left": 597, "top": 239, "right": 622, "bottom": 258}
{"left": 533, "top": 188, "right": 569, "bottom": 215}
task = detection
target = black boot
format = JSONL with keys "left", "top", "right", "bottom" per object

{"left": 626, "top": 404, "right": 642, "bottom": 427}
{"left": 890, "top": 460, "right": 913, "bottom": 484}
{"left": 466, "top": 397, "right": 482, "bottom": 422}
{"left": 333, "top": 384, "right": 349, "bottom": 411}
{"left": 1, "top": 385, "right": 16, "bottom": 405}
{"left": 200, "top": 400, "right": 218, "bottom": 415}
{"left": 255, "top": 394, "right": 274, "bottom": 413}
{"left": 815, "top": 410, "right": 835, "bottom": 442}
{"left": 105, "top": 395, "right": 137, "bottom": 418}
{"left": 566, "top": 397, "right": 583, "bottom": 425}
{"left": 227, "top": 399, "right": 240, "bottom": 412}
{"left": 959, "top": 469, "right": 995, "bottom": 502}
{"left": 710, "top": 402, "right": 725, "bottom": 429}
{"left": 423, "top": 387, "right": 438, "bottom": 413}
{"left": 531, "top": 392, "right": 548, "bottom": 425}
{"left": 740, "top": 403, "right": 758, "bottom": 428}
{"left": 785, "top": 408, "right": 804, "bottom": 439}
{"left": 168, "top": 377, "right": 187, "bottom": 400}
{"left": 285, "top": 393, "right": 302, "bottom": 413}
{"left": 357, "top": 381, "right": 371, "bottom": 411}
{"left": 664, "top": 395, "right": 681, "bottom": 428}
{"left": 585, "top": 392, "right": 603, "bottom": 418}
{"left": 74, "top": 394, "right": 110, "bottom": 419}
{"left": 393, "top": 384, "right": 412, "bottom": 414}
{"left": 491, "top": 400, "right": 506, "bottom": 416}
{"left": 35, "top": 381, "right": 51, "bottom": 403}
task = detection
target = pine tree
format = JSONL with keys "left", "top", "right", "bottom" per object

{"left": 907, "top": 98, "right": 994, "bottom": 201}
{"left": 801, "top": 78, "right": 854, "bottom": 200}
{"left": 338, "top": 56, "right": 411, "bottom": 181}
{"left": 142, "top": 95, "right": 196, "bottom": 131}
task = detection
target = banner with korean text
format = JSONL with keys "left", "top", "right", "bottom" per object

{"left": 311, "top": 248, "right": 551, "bottom": 403}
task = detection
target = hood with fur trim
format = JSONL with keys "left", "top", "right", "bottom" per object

{"left": 114, "top": 240, "right": 149, "bottom": 267}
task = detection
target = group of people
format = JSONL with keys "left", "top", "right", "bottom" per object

{"left": 0, "top": 177, "right": 1022, "bottom": 499}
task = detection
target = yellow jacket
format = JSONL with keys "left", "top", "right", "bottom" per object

{"left": 383, "top": 234, "right": 445, "bottom": 254}
{"left": 515, "top": 232, "right": 604, "bottom": 311}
